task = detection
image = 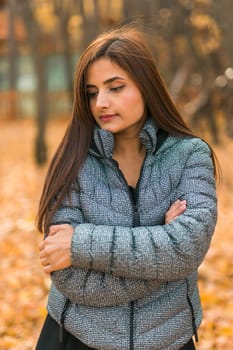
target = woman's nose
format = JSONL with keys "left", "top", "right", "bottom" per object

{"left": 96, "top": 91, "right": 110, "bottom": 109}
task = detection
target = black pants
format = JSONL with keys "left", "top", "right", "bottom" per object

{"left": 35, "top": 314, "right": 195, "bottom": 350}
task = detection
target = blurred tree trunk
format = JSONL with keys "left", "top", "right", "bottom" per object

{"left": 166, "top": 2, "right": 221, "bottom": 143}
{"left": 212, "top": 0, "right": 233, "bottom": 62}
{"left": 123, "top": 0, "right": 147, "bottom": 20}
{"left": 212, "top": 0, "right": 233, "bottom": 138}
{"left": 8, "top": 0, "right": 17, "bottom": 120}
{"left": 144, "top": 0, "right": 160, "bottom": 24}
{"left": 53, "top": 0, "right": 74, "bottom": 102}
{"left": 80, "top": 0, "right": 100, "bottom": 49}
{"left": 0, "top": 0, "right": 6, "bottom": 9}
{"left": 18, "top": 1, "right": 48, "bottom": 164}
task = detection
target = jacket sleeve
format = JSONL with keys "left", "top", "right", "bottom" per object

{"left": 49, "top": 185, "right": 159, "bottom": 306}
{"left": 71, "top": 140, "right": 217, "bottom": 281}
{"left": 51, "top": 268, "right": 157, "bottom": 307}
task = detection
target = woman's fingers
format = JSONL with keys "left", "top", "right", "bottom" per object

{"left": 38, "top": 225, "right": 74, "bottom": 274}
{"left": 165, "top": 199, "right": 187, "bottom": 224}
{"left": 40, "top": 257, "right": 49, "bottom": 266}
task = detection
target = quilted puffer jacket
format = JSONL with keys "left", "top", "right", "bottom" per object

{"left": 47, "top": 118, "right": 217, "bottom": 350}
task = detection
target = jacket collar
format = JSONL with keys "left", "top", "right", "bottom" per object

{"left": 89, "top": 118, "right": 159, "bottom": 159}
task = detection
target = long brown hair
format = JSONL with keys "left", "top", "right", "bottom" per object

{"left": 37, "top": 24, "right": 220, "bottom": 233}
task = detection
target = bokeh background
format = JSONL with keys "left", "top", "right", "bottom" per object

{"left": 0, "top": 1, "right": 233, "bottom": 349}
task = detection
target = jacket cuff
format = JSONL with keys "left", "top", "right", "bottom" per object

{"left": 71, "top": 224, "right": 93, "bottom": 268}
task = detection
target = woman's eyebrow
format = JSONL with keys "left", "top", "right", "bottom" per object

{"left": 103, "top": 76, "right": 126, "bottom": 84}
{"left": 86, "top": 76, "right": 126, "bottom": 88}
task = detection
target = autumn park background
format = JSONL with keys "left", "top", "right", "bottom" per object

{"left": 0, "top": 0, "right": 233, "bottom": 349}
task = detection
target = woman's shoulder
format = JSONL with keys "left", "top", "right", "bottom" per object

{"left": 164, "top": 134, "right": 211, "bottom": 156}
{"left": 155, "top": 134, "right": 213, "bottom": 171}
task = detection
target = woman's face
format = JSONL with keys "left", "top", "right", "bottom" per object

{"left": 86, "top": 57, "right": 146, "bottom": 135}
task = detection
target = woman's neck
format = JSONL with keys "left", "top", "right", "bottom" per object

{"left": 113, "top": 133, "right": 145, "bottom": 158}
{"left": 112, "top": 133, "right": 146, "bottom": 188}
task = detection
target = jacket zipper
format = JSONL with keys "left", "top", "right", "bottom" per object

{"left": 128, "top": 186, "right": 137, "bottom": 350}
{"left": 109, "top": 158, "right": 143, "bottom": 350}
{"left": 129, "top": 301, "right": 134, "bottom": 350}
{"left": 128, "top": 182, "right": 142, "bottom": 350}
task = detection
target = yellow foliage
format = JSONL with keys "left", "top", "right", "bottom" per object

{"left": 190, "top": 14, "right": 221, "bottom": 55}
{"left": 34, "top": 1, "right": 57, "bottom": 33}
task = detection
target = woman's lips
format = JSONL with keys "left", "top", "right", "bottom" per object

{"left": 100, "top": 114, "right": 117, "bottom": 122}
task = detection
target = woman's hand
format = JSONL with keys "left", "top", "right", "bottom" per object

{"left": 39, "top": 224, "right": 74, "bottom": 274}
{"left": 165, "top": 200, "right": 187, "bottom": 224}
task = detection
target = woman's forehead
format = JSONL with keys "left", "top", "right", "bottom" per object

{"left": 86, "top": 58, "right": 130, "bottom": 85}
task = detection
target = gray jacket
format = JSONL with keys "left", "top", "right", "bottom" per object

{"left": 47, "top": 119, "right": 217, "bottom": 350}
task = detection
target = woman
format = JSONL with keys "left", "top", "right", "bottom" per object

{"left": 36, "top": 25, "right": 218, "bottom": 350}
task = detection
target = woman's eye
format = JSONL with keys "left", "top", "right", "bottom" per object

{"left": 87, "top": 91, "right": 97, "bottom": 99}
{"left": 110, "top": 85, "right": 125, "bottom": 92}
